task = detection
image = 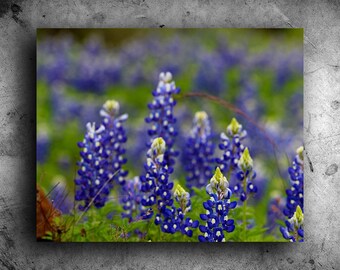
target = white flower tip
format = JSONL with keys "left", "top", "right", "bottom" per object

{"left": 102, "top": 100, "right": 120, "bottom": 117}
{"left": 159, "top": 71, "right": 173, "bottom": 83}
{"left": 151, "top": 137, "right": 166, "bottom": 155}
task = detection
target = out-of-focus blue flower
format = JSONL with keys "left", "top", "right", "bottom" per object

{"left": 216, "top": 38, "right": 245, "bottom": 67}
{"left": 50, "top": 84, "right": 84, "bottom": 125}
{"left": 57, "top": 155, "right": 71, "bottom": 171}
{"left": 49, "top": 175, "right": 73, "bottom": 214}
{"left": 68, "top": 52, "right": 121, "bottom": 93}
{"left": 37, "top": 38, "right": 72, "bottom": 84}
{"left": 126, "top": 125, "right": 150, "bottom": 172}
{"left": 243, "top": 120, "right": 301, "bottom": 165}
{"left": 280, "top": 205, "right": 304, "bottom": 242}
{"left": 121, "top": 176, "right": 143, "bottom": 222}
{"left": 266, "top": 192, "right": 285, "bottom": 233}
{"left": 38, "top": 37, "right": 121, "bottom": 93}
{"left": 145, "top": 72, "right": 180, "bottom": 167}
{"left": 198, "top": 167, "right": 237, "bottom": 242}
{"left": 183, "top": 111, "right": 215, "bottom": 189}
{"left": 37, "top": 130, "right": 50, "bottom": 164}
{"left": 283, "top": 146, "right": 304, "bottom": 218}
{"left": 274, "top": 51, "right": 303, "bottom": 89}
{"left": 194, "top": 53, "right": 225, "bottom": 96}
{"left": 285, "top": 92, "right": 303, "bottom": 129}
{"left": 236, "top": 76, "right": 264, "bottom": 121}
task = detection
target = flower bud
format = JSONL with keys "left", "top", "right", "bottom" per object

{"left": 194, "top": 111, "right": 208, "bottom": 125}
{"left": 101, "top": 100, "right": 120, "bottom": 117}
{"left": 296, "top": 146, "right": 304, "bottom": 161}
{"left": 227, "top": 118, "right": 242, "bottom": 135}
{"left": 151, "top": 137, "right": 166, "bottom": 156}
{"left": 206, "top": 167, "right": 230, "bottom": 195}
{"left": 290, "top": 205, "right": 304, "bottom": 228}
{"left": 238, "top": 147, "right": 253, "bottom": 171}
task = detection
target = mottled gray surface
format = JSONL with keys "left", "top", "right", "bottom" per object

{"left": 0, "top": 0, "right": 339, "bottom": 269}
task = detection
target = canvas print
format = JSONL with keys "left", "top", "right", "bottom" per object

{"left": 36, "top": 29, "right": 303, "bottom": 242}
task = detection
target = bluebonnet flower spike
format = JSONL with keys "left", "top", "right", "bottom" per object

{"left": 183, "top": 111, "right": 215, "bottom": 188}
{"left": 99, "top": 100, "right": 129, "bottom": 186}
{"left": 280, "top": 205, "right": 304, "bottom": 242}
{"left": 75, "top": 99, "right": 128, "bottom": 210}
{"left": 140, "top": 137, "right": 174, "bottom": 218}
{"left": 74, "top": 122, "right": 111, "bottom": 210}
{"left": 172, "top": 183, "right": 199, "bottom": 236}
{"left": 283, "top": 146, "right": 304, "bottom": 218}
{"left": 234, "top": 147, "right": 257, "bottom": 202}
{"left": 281, "top": 146, "right": 304, "bottom": 241}
{"left": 199, "top": 167, "right": 237, "bottom": 242}
{"left": 145, "top": 72, "right": 180, "bottom": 167}
{"left": 173, "top": 183, "right": 191, "bottom": 214}
{"left": 216, "top": 117, "right": 247, "bottom": 174}
{"left": 140, "top": 138, "right": 198, "bottom": 236}
{"left": 121, "top": 176, "right": 143, "bottom": 222}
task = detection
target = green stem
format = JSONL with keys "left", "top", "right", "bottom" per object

{"left": 146, "top": 220, "right": 151, "bottom": 241}
{"left": 158, "top": 223, "right": 162, "bottom": 241}
{"left": 242, "top": 174, "right": 247, "bottom": 241}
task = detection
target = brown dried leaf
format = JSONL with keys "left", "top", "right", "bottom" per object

{"left": 36, "top": 184, "right": 61, "bottom": 240}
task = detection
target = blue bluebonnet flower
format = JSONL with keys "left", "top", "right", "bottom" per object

{"left": 183, "top": 111, "right": 215, "bottom": 189}
{"left": 169, "top": 184, "right": 199, "bottom": 237}
{"left": 283, "top": 146, "right": 304, "bottom": 218}
{"left": 233, "top": 147, "right": 258, "bottom": 202}
{"left": 280, "top": 205, "right": 304, "bottom": 242}
{"left": 74, "top": 122, "right": 110, "bottom": 210}
{"left": 145, "top": 72, "right": 180, "bottom": 167}
{"left": 155, "top": 183, "right": 199, "bottom": 236}
{"left": 140, "top": 137, "right": 174, "bottom": 219}
{"left": 140, "top": 138, "right": 198, "bottom": 236}
{"left": 216, "top": 118, "right": 247, "bottom": 175}
{"left": 74, "top": 100, "right": 128, "bottom": 210}
{"left": 99, "top": 100, "right": 129, "bottom": 186}
{"left": 198, "top": 167, "right": 237, "bottom": 242}
{"left": 216, "top": 118, "right": 258, "bottom": 202}
{"left": 121, "top": 177, "right": 143, "bottom": 222}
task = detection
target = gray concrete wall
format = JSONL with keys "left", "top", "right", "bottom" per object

{"left": 0, "top": 0, "right": 339, "bottom": 269}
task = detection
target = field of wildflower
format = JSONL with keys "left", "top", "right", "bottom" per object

{"left": 36, "top": 29, "right": 304, "bottom": 242}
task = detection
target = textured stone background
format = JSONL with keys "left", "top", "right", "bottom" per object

{"left": 0, "top": 0, "right": 339, "bottom": 269}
